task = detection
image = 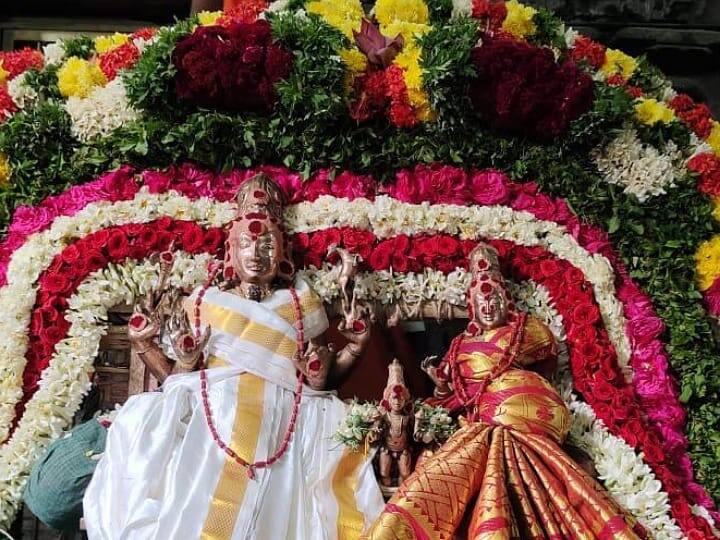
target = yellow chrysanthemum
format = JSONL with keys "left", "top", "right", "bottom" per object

{"left": 634, "top": 98, "right": 676, "bottom": 126}
{"left": 708, "top": 120, "right": 720, "bottom": 156}
{"left": 0, "top": 61, "right": 8, "bottom": 85}
{"left": 394, "top": 45, "right": 423, "bottom": 89}
{"left": 381, "top": 20, "right": 431, "bottom": 43}
{"left": 696, "top": 235, "right": 720, "bottom": 290}
{"left": 339, "top": 48, "right": 367, "bottom": 75}
{"left": 57, "top": 57, "right": 107, "bottom": 98}
{"left": 94, "top": 32, "right": 130, "bottom": 54}
{"left": 0, "top": 153, "right": 10, "bottom": 189}
{"left": 197, "top": 10, "right": 223, "bottom": 26}
{"left": 307, "top": 0, "right": 364, "bottom": 39}
{"left": 375, "top": 0, "right": 429, "bottom": 26}
{"left": 601, "top": 48, "right": 638, "bottom": 80}
{"left": 712, "top": 197, "right": 720, "bottom": 222}
{"left": 502, "top": 0, "right": 537, "bottom": 38}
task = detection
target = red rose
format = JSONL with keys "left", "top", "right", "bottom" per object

{"left": 61, "top": 244, "right": 82, "bottom": 265}
{"left": 42, "top": 273, "right": 71, "bottom": 294}
{"left": 203, "top": 228, "right": 225, "bottom": 253}
{"left": 156, "top": 231, "right": 176, "bottom": 251}
{"left": 369, "top": 240, "right": 395, "bottom": 270}
{"left": 436, "top": 236, "right": 460, "bottom": 257}
{"left": 124, "top": 223, "right": 145, "bottom": 237}
{"left": 643, "top": 440, "right": 666, "bottom": 463}
{"left": 292, "top": 232, "right": 310, "bottom": 253}
{"left": 590, "top": 379, "right": 616, "bottom": 401}
{"left": 85, "top": 250, "right": 107, "bottom": 271}
{"left": 138, "top": 229, "right": 158, "bottom": 250}
{"left": 181, "top": 225, "right": 205, "bottom": 253}
{"left": 342, "top": 229, "right": 376, "bottom": 260}
{"left": 571, "top": 303, "right": 600, "bottom": 326}
{"left": 39, "top": 324, "right": 65, "bottom": 347}
{"left": 106, "top": 229, "right": 130, "bottom": 259}
{"left": 88, "top": 229, "right": 111, "bottom": 251}
{"left": 391, "top": 253, "right": 410, "bottom": 273}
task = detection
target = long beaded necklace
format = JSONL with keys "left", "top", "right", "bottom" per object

{"left": 193, "top": 266, "right": 306, "bottom": 480}
{"left": 446, "top": 312, "right": 527, "bottom": 421}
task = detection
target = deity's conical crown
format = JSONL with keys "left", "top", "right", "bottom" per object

{"left": 469, "top": 242, "right": 501, "bottom": 276}
{"left": 383, "top": 359, "right": 410, "bottom": 401}
{"left": 235, "top": 173, "right": 285, "bottom": 221}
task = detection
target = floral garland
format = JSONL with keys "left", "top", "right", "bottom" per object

{"left": 0, "top": 253, "right": 212, "bottom": 528}
{"left": 0, "top": 165, "right": 715, "bottom": 534}
{"left": 0, "top": 0, "right": 718, "bottom": 533}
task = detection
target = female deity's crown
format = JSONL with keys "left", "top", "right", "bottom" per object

{"left": 235, "top": 173, "right": 286, "bottom": 220}
{"left": 383, "top": 359, "right": 410, "bottom": 400}
{"left": 469, "top": 242, "right": 501, "bottom": 276}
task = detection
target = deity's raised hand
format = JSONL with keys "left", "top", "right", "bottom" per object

{"left": 295, "top": 341, "right": 335, "bottom": 390}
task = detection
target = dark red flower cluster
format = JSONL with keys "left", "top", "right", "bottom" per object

{"left": 471, "top": 0, "right": 508, "bottom": 30}
{"left": 14, "top": 219, "right": 225, "bottom": 433}
{"left": 172, "top": 20, "right": 293, "bottom": 112}
{"left": 349, "top": 65, "right": 417, "bottom": 128}
{"left": 687, "top": 153, "right": 720, "bottom": 197}
{"left": 468, "top": 34, "right": 595, "bottom": 140}
{"left": 0, "top": 48, "right": 44, "bottom": 80}
{"left": 569, "top": 35, "right": 606, "bottom": 69}
{"left": 670, "top": 93, "right": 714, "bottom": 139}
{"left": 99, "top": 42, "right": 141, "bottom": 80}
{"left": 131, "top": 27, "right": 157, "bottom": 41}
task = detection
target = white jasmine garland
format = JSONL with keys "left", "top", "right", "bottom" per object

{"left": 6, "top": 73, "right": 38, "bottom": 111}
{"left": 0, "top": 189, "right": 234, "bottom": 442}
{"left": 286, "top": 195, "right": 631, "bottom": 378}
{"left": 0, "top": 193, "right": 636, "bottom": 444}
{"left": 592, "top": 127, "right": 685, "bottom": 203}
{"left": 569, "top": 399, "right": 685, "bottom": 540}
{"left": 0, "top": 253, "right": 212, "bottom": 528}
{"left": 64, "top": 78, "right": 140, "bottom": 143}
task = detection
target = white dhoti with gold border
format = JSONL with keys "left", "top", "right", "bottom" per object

{"left": 83, "top": 279, "right": 384, "bottom": 540}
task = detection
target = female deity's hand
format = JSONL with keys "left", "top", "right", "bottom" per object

{"left": 421, "top": 355, "right": 451, "bottom": 396}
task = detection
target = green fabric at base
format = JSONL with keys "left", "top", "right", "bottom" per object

{"left": 23, "top": 418, "right": 107, "bottom": 532}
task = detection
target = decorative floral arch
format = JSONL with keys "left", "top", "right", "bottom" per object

{"left": 0, "top": 1, "right": 719, "bottom": 538}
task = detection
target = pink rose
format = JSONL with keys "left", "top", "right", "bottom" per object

{"left": 704, "top": 278, "right": 720, "bottom": 316}
{"left": 627, "top": 315, "right": 665, "bottom": 347}
{"left": 577, "top": 225, "right": 612, "bottom": 255}
{"left": 8, "top": 205, "right": 54, "bottom": 236}
{"left": 513, "top": 191, "right": 556, "bottom": 221}
{"left": 99, "top": 165, "right": 138, "bottom": 200}
{"left": 429, "top": 165, "right": 468, "bottom": 204}
{"left": 143, "top": 169, "right": 174, "bottom": 193}
{"left": 647, "top": 402, "right": 686, "bottom": 428}
{"left": 331, "top": 171, "right": 375, "bottom": 200}
{"left": 389, "top": 168, "right": 428, "bottom": 203}
{"left": 301, "top": 170, "right": 332, "bottom": 201}
{"left": 469, "top": 169, "right": 510, "bottom": 205}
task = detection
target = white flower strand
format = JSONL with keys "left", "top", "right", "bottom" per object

{"left": 64, "top": 78, "right": 140, "bottom": 142}
{"left": 0, "top": 194, "right": 632, "bottom": 442}
{"left": 592, "top": 126, "right": 685, "bottom": 203}
{"left": 0, "top": 189, "right": 234, "bottom": 442}
{"left": 0, "top": 253, "right": 212, "bottom": 529}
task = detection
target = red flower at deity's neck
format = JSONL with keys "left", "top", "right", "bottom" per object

{"left": 353, "top": 18, "right": 404, "bottom": 68}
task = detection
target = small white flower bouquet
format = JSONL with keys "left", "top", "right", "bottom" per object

{"left": 333, "top": 400, "right": 383, "bottom": 451}
{"left": 413, "top": 402, "right": 456, "bottom": 445}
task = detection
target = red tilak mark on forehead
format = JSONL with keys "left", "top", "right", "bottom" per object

{"left": 246, "top": 212, "right": 267, "bottom": 220}
{"left": 477, "top": 259, "right": 489, "bottom": 270}
{"left": 254, "top": 190, "right": 267, "bottom": 199}
{"left": 248, "top": 221, "right": 263, "bottom": 234}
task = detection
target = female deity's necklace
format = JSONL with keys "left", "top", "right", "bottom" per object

{"left": 193, "top": 266, "right": 306, "bottom": 479}
{"left": 233, "top": 282, "right": 272, "bottom": 302}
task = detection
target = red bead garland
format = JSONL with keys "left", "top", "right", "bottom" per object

{"left": 195, "top": 266, "right": 307, "bottom": 480}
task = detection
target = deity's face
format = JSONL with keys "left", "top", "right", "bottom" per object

{"left": 229, "top": 227, "right": 281, "bottom": 285}
{"left": 386, "top": 385, "right": 409, "bottom": 413}
{"left": 472, "top": 284, "right": 508, "bottom": 330}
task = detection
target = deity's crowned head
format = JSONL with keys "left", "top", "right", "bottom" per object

{"left": 224, "top": 174, "right": 294, "bottom": 287}
{"left": 467, "top": 242, "right": 515, "bottom": 332}
{"left": 382, "top": 359, "right": 411, "bottom": 413}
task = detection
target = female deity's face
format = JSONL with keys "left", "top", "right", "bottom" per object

{"left": 230, "top": 229, "right": 280, "bottom": 285}
{"left": 472, "top": 286, "right": 508, "bottom": 330}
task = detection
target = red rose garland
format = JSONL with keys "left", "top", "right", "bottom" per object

{"left": 11, "top": 219, "right": 224, "bottom": 436}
